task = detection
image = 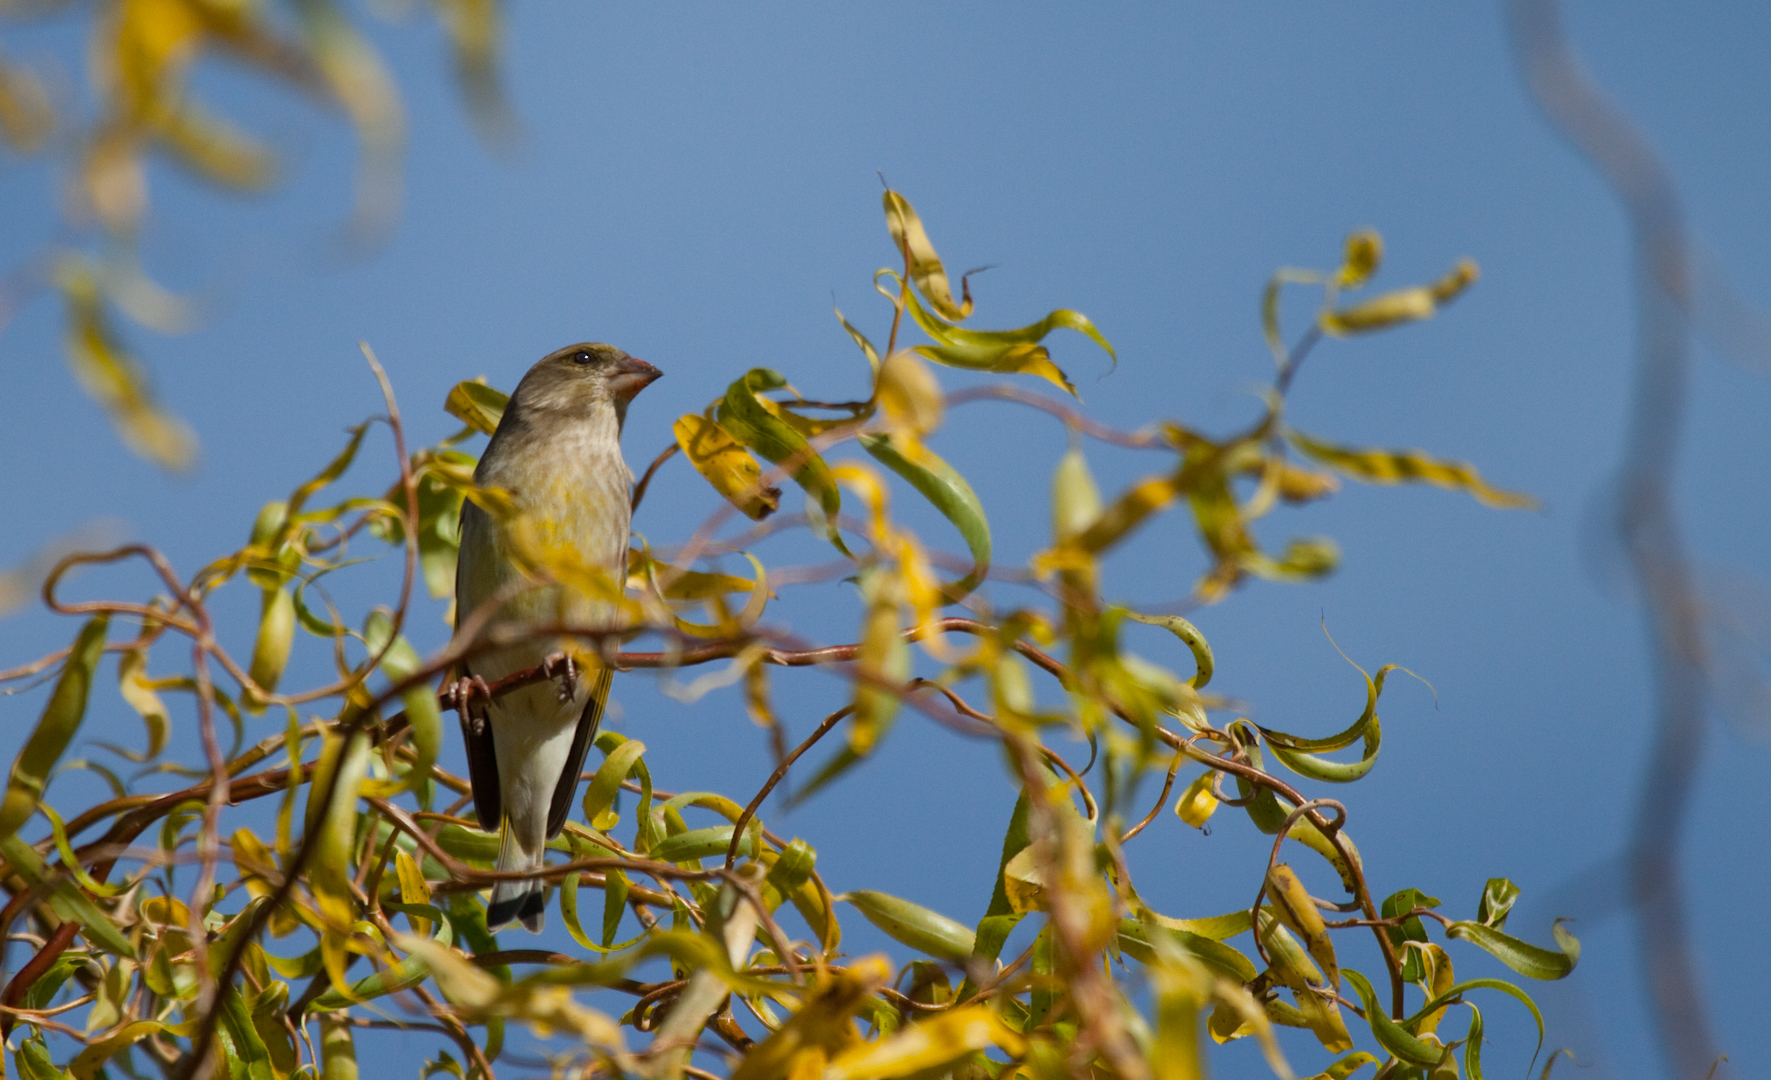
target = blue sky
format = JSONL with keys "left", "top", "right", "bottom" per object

{"left": 3, "top": 3, "right": 1769, "bottom": 1077}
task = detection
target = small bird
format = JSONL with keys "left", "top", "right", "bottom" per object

{"left": 452, "top": 342, "right": 662, "bottom": 932}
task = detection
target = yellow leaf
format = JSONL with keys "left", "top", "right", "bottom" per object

{"left": 825, "top": 1005, "right": 1024, "bottom": 1080}
{"left": 1338, "top": 230, "right": 1383, "bottom": 289}
{"left": 57, "top": 259, "right": 196, "bottom": 470}
{"left": 0, "top": 54, "right": 53, "bottom": 152}
{"left": 674, "top": 412, "right": 781, "bottom": 520}
{"left": 1174, "top": 771, "right": 1219, "bottom": 829}
{"left": 876, "top": 349, "right": 944, "bottom": 436}
{"left": 1287, "top": 428, "right": 1537, "bottom": 509}
{"left": 883, "top": 190, "right": 973, "bottom": 322}
{"left": 443, "top": 378, "right": 508, "bottom": 434}
{"left": 1319, "top": 258, "right": 1478, "bottom": 336}
{"left": 1267, "top": 863, "right": 1338, "bottom": 990}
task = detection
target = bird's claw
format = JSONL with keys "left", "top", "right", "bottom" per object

{"left": 542, "top": 652, "right": 579, "bottom": 703}
{"left": 449, "top": 675, "right": 493, "bottom": 736}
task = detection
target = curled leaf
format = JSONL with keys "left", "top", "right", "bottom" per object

{"left": 444, "top": 379, "right": 508, "bottom": 435}
{"left": 0, "top": 615, "right": 107, "bottom": 841}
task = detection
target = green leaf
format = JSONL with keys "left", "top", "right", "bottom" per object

{"left": 716, "top": 368, "right": 849, "bottom": 554}
{"left": 651, "top": 826, "right": 757, "bottom": 865}
{"left": 842, "top": 890, "right": 975, "bottom": 963}
{"left": 1444, "top": 920, "right": 1579, "bottom": 980}
{"left": 1122, "top": 611, "right": 1214, "bottom": 689}
{"left": 362, "top": 607, "right": 440, "bottom": 795}
{"left": 1406, "top": 977, "right": 1543, "bottom": 1064}
{"left": 1261, "top": 663, "right": 1407, "bottom": 784}
{"left": 602, "top": 867, "right": 630, "bottom": 948}
{"left": 308, "top": 906, "right": 450, "bottom": 1010}
{"left": 859, "top": 432, "right": 991, "bottom": 601}
{"left": 1343, "top": 969, "right": 1448, "bottom": 1069}
{"left": 0, "top": 615, "right": 107, "bottom": 840}
{"left": 0, "top": 834, "right": 133, "bottom": 956}
{"left": 581, "top": 739, "right": 647, "bottom": 831}
{"left": 1477, "top": 878, "right": 1520, "bottom": 930}
{"left": 1116, "top": 917, "right": 1256, "bottom": 983}
{"left": 1381, "top": 888, "right": 1442, "bottom": 983}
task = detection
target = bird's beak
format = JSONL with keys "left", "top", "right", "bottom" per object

{"left": 608, "top": 357, "right": 662, "bottom": 402}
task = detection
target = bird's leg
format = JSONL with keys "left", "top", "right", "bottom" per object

{"left": 448, "top": 674, "right": 493, "bottom": 736}
{"left": 542, "top": 652, "right": 579, "bottom": 703}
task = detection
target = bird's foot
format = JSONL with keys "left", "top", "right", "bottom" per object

{"left": 448, "top": 674, "right": 493, "bottom": 736}
{"left": 542, "top": 652, "right": 579, "bottom": 703}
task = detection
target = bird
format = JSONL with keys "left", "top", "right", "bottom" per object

{"left": 451, "top": 342, "right": 662, "bottom": 932}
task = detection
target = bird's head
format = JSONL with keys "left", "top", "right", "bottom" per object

{"left": 510, "top": 343, "right": 663, "bottom": 429}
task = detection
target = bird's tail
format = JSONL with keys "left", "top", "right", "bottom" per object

{"left": 487, "top": 818, "right": 547, "bottom": 933}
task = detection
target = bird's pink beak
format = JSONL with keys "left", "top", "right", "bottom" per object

{"left": 609, "top": 356, "right": 662, "bottom": 402}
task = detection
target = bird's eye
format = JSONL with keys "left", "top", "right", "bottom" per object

{"left": 572, "top": 349, "right": 594, "bottom": 365}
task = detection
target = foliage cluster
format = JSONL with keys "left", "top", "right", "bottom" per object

{"left": 0, "top": 191, "right": 1578, "bottom": 1080}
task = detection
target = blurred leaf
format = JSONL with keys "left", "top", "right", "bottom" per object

{"left": 0, "top": 52, "right": 53, "bottom": 152}
{"left": 1445, "top": 919, "right": 1579, "bottom": 980}
{"left": 361, "top": 607, "right": 441, "bottom": 795}
{"left": 860, "top": 433, "right": 991, "bottom": 600}
{"left": 825, "top": 1004, "right": 1024, "bottom": 1080}
{"left": 444, "top": 379, "right": 508, "bottom": 435}
{"left": 318, "top": 1013, "right": 357, "bottom": 1080}
{"left": 1338, "top": 230, "right": 1384, "bottom": 289}
{"left": 0, "top": 834, "right": 133, "bottom": 955}
{"left": 161, "top": 102, "right": 277, "bottom": 190}
{"left": 246, "top": 584, "right": 296, "bottom": 710}
{"left": 1319, "top": 259, "right": 1477, "bottom": 336}
{"left": 0, "top": 615, "right": 107, "bottom": 841}
{"left": 842, "top": 891, "right": 975, "bottom": 963}
{"left": 1116, "top": 918, "right": 1256, "bottom": 984}
{"left": 1307, "top": 1053, "right": 1382, "bottom": 1080}
{"left": 1288, "top": 428, "right": 1535, "bottom": 510}
{"left": 429, "top": 0, "right": 513, "bottom": 145}
{"left": 57, "top": 260, "right": 196, "bottom": 470}
{"left": 875, "top": 349, "right": 944, "bottom": 436}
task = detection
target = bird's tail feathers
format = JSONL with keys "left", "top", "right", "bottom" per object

{"left": 486, "top": 817, "right": 547, "bottom": 933}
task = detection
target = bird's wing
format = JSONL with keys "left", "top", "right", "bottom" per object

{"left": 456, "top": 499, "right": 503, "bottom": 832}
{"left": 459, "top": 686, "right": 502, "bottom": 832}
{"left": 547, "top": 663, "right": 613, "bottom": 839}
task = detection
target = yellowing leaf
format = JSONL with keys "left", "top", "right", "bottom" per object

{"left": 1287, "top": 428, "right": 1537, "bottom": 509}
{"left": 1319, "top": 259, "right": 1478, "bottom": 336}
{"left": 883, "top": 189, "right": 973, "bottom": 322}
{"left": 0, "top": 54, "right": 53, "bottom": 153}
{"left": 0, "top": 615, "right": 107, "bottom": 842}
{"left": 1267, "top": 863, "right": 1338, "bottom": 990}
{"left": 1338, "top": 230, "right": 1383, "bottom": 289}
{"left": 58, "top": 260, "right": 196, "bottom": 470}
{"left": 674, "top": 412, "right": 781, "bottom": 521}
{"left": 876, "top": 349, "right": 944, "bottom": 436}
{"left": 825, "top": 1005, "right": 1024, "bottom": 1080}
{"left": 443, "top": 379, "right": 508, "bottom": 435}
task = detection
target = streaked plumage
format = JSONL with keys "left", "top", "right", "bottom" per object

{"left": 454, "top": 343, "right": 661, "bottom": 932}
